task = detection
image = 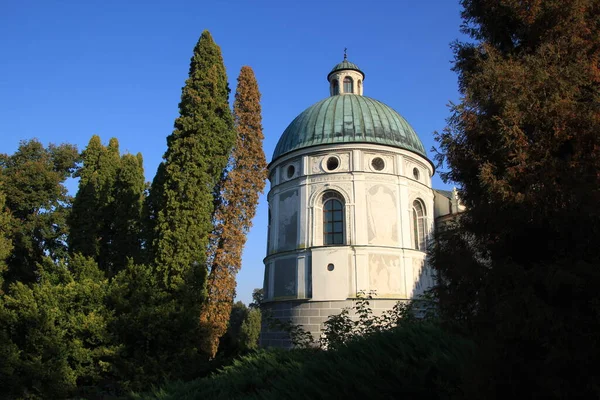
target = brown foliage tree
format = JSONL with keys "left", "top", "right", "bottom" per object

{"left": 199, "top": 66, "right": 267, "bottom": 357}
{"left": 433, "top": 1, "right": 600, "bottom": 397}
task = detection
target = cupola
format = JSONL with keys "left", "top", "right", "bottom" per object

{"left": 328, "top": 50, "right": 365, "bottom": 96}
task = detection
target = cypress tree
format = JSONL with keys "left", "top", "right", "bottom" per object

{"left": 69, "top": 135, "right": 108, "bottom": 261}
{"left": 151, "top": 30, "right": 235, "bottom": 295}
{"left": 69, "top": 136, "right": 145, "bottom": 276}
{"left": 109, "top": 153, "right": 145, "bottom": 274}
{"left": 68, "top": 135, "right": 118, "bottom": 262}
{"left": 433, "top": 1, "right": 600, "bottom": 397}
{"left": 200, "top": 66, "right": 267, "bottom": 357}
{"left": 143, "top": 161, "right": 166, "bottom": 262}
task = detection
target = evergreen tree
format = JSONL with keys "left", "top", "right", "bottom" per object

{"left": 199, "top": 66, "right": 267, "bottom": 357}
{"left": 0, "top": 186, "right": 13, "bottom": 290}
{"left": 69, "top": 136, "right": 145, "bottom": 277}
{"left": 0, "top": 255, "right": 115, "bottom": 399}
{"left": 434, "top": 1, "right": 600, "bottom": 397}
{"left": 110, "top": 153, "right": 145, "bottom": 272}
{"left": 151, "top": 30, "right": 235, "bottom": 296}
{"left": 0, "top": 140, "right": 79, "bottom": 284}
{"left": 143, "top": 161, "right": 166, "bottom": 262}
{"left": 69, "top": 135, "right": 105, "bottom": 260}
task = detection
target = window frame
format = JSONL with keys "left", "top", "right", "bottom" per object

{"left": 332, "top": 79, "right": 339, "bottom": 95}
{"left": 343, "top": 76, "right": 353, "bottom": 94}
{"left": 323, "top": 191, "right": 345, "bottom": 245}
{"left": 412, "top": 199, "right": 427, "bottom": 251}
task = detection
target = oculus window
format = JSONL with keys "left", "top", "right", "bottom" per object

{"left": 413, "top": 167, "right": 420, "bottom": 181}
{"left": 371, "top": 157, "right": 385, "bottom": 171}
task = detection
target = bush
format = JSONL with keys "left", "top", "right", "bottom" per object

{"left": 134, "top": 323, "right": 475, "bottom": 400}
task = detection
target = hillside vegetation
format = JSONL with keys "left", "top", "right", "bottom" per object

{"left": 134, "top": 323, "right": 475, "bottom": 400}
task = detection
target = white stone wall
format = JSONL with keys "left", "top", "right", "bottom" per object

{"left": 329, "top": 70, "right": 364, "bottom": 95}
{"left": 263, "top": 144, "right": 435, "bottom": 347}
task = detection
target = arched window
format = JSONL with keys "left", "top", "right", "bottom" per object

{"left": 343, "top": 77, "right": 353, "bottom": 93}
{"left": 332, "top": 80, "right": 339, "bottom": 95}
{"left": 323, "top": 191, "right": 344, "bottom": 245}
{"left": 358, "top": 79, "right": 362, "bottom": 94}
{"left": 412, "top": 199, "right": 426, "bottom": 250}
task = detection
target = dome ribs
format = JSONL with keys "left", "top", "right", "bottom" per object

{"left": 272, "top": 95, "right": 426, "bottom": 162}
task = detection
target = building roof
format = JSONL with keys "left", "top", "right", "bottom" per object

{"left": 327, "top": 60, "right": 365, "bottom": 80}
{"left": 272, "top": 94, "right": 427, "bottom": 161}
{"left": 434, "top": 189, "right": 453, "bottom": 199}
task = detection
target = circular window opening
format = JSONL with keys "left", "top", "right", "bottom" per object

{"left": 371, "top": 157, "right": 385, "bottom": 171}
{"left": 286, "top": 165, "right": 295, "bottom": 179}
{"left": 327, "top": 263, "right": 335, "bottom": 271}
{"left": 326, "top": 157, "right": 339, "bottom": 171}
{"left": 413, "top": 167, "right": 420, "bottom": 181}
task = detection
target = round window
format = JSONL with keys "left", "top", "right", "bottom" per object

{"left": 327, "top": 263, "right": 335, "bottom": 271}
{"left": 413, "top": 167, "right": 420, "bottom": 180}
{"left": 286, "top": 164, "right": 295, "bottom": 179}
{"left": 326, "top": 156, "right": 339, "bottom": 171}
{"left": 371, "top": 157, "right": 385, "bottom": 171}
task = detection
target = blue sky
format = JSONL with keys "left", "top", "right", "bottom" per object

{"left": 1, "top": 0, "right": 466, "bottom": 304}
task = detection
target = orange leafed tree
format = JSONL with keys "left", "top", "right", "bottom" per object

{"left": 200, "top": 66, "right": 267, "bottom": 357}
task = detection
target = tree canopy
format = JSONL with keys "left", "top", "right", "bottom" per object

{"left": 433, "top": 1, "right": 600, "bottom": 397}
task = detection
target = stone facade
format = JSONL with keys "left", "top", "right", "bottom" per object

{"left": 262, "top": 143, "right": 436, "bottom": 346}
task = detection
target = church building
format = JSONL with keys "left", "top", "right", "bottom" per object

{"left": 261, "top": 56, "right": 461, "bottom": 347}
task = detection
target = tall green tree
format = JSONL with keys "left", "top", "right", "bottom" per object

{"left": 434, "top": 1, "right": 600, "bottom": 397}
{"left": 199, "top": 66, "right": 267, "bottom": 357}
{"left": 68, "top": 135, "right": 106, "bottom": 260}
{"left": 110, "top": 153, "right": 146, "bottom": 271}
{"left": 69, "top": 136, "right": 145, "bottom": 277}
{"left": 0, "top": 140, "right": 79, "bottom": 285}
{"left": 151, "top": 30, "right": 235, "bottom": 295}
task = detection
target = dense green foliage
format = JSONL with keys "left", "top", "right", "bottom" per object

{"left": 69, "top": 136, "right": 145, "bottom": 277}
{"left": 135, "top": 323, "right": 475, "bottom": 400}
{"left": 107, "top": 261, "right": 213, "bottom": 391}
{"left": 219, "top": 301, "right": 262, "bottom": 356}
{"left": 433, "top": 0, "right": 600, "bottom": 398}
{"left": 0, "top": 188, "right": 13, "bottom": 289}
{"left": 0, "top": 140, "right": 79, "bottom": 285}
{"left": 0, "top": 255, "right": 115, "bottom": 399}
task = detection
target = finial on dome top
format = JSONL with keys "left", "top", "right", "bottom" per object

{"left": 344, "top": 47, "right": 347, "bottom": 60}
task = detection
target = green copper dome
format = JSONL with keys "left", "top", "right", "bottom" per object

{"left": 272, "top": 94, "right": 426, "bottom": 161}
{"left": 327, "top": 60, "right": 364, "bottom": 80}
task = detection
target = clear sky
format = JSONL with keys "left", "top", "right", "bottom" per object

{"left": 1, "top": 0, "right": 466, "bottom": 304}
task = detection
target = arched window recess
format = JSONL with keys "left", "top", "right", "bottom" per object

{"left": 343, "top": 76, "right": 353, "bottom": 94}
{"left": 323, "top": 191, "right": 345, "bottom": 245}
{"left": 412, "top": 199, "right": 427, "bottom": 251}
{"left": 332, "top": 79, "right": 339, "bottom": 95}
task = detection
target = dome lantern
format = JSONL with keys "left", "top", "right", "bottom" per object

{"left": 328, "top": 49, "right": 364, "bottom": 96}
